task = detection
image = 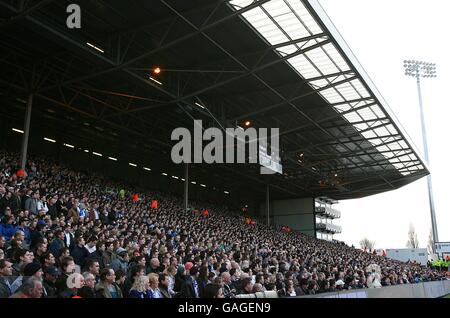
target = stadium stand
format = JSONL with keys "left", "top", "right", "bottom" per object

{"left": 0, "top": 150, "right": 446, "bottom": 298}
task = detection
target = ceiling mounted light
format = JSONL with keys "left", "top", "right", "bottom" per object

{"left": 149, "top": 76, "right": 163, "bottom": 85}
{"left": 86, "top": 42, "right": 105, "bottom": 53}
{"left": 12, "top": 128, "right": 24, "bottom": 134}
{"left": 44, "top": 137, "right": 56, "bottom": 143}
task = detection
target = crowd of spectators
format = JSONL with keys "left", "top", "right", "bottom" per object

{"left": 0, "top": 151, "right": 446, "bottom": 298}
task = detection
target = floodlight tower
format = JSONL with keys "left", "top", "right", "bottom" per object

{"left": 403, "top": 60, "right": 439, "bottom": 249}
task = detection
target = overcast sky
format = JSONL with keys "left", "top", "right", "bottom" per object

{"left": 318, "top": 0, "right": 449, "bottom": 249}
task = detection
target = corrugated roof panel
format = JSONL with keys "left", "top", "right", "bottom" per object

{"left": 305, "top": 47, "right": 340, "bottom": 75}
{"left": 262, "top": 0, "right": 291, "bottom": 17}
{"left": 309, "top": 79, "right": 329, "bottom": 89}
{"left": 343, "top": 111, "right": 362, "bottom": 123}
{"left": 321, "top": 43, "right": 351, "bottom": 71}
{"left": 350, "top": 79, "right": 370, "bottom": 98}
{"left": 285, "top": 0, "right": 323, "bottom": 34}
{"left": 320, "top": 88, "right": 345, "bottom": 103}
{"left": 370, "top": 105, "right": 386, "bottom": 119}
{"left": 333, "top": 103, "right": 352, "bottom": 112}
{"left": 287, "top": 54, "right": 322, "bottom": 78}
{"left": 362, "top": 130, "right": 377, "bottom": 139}
{"left": 385, "top": 124, "right": 398, "bottom": 135}
{"left": 374, "top": 126, "right": 390, "bottom": 136}
{"left": 357, "top": 107, "right": 378, "bottom": 121}
{"left": 354, "top": 123, "right": 369, "bottom": 131}
{"left": 389, "top": 142, "right": 404, "bottom": 151}
{"left": 334, "top": 81, "right": 360, "bottom": 99}
{"left": 276, "top": 44, "right": 300, "bottom": 56}
{"left": 228, "top": 0, "right": 426, "bottom": 177}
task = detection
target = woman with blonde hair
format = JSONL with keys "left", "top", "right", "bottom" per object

{"left": 129, "top": 275, "right": 149, "bottom": 298}
{"left": 147, "top": 273, "right": 162, "bottom": 298}
{"left": 164, "top": 266, "right": 177, "bottom": 297}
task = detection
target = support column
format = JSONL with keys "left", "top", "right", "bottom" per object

{"left": 266, "top": 184, "right": 270, "bottom": 226}
{"left": 184, "top": 163, "right": 189, "bottom": 211}
{"left": 416, "top": 75, "right": 439, "bottom": 248}
{"left": 20, "top": 93, "right": 33, "bottom": 170}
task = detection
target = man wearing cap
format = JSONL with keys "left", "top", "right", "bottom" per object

{"left": 42, "top": 266, "right": 60, "bottom": 298}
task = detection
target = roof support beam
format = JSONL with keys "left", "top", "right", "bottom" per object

{"left": 0, "top": 0, "right": 55, "bottom": 29}
{"left": 232, "top": 75, "right": 356, "bottom": 122}
{"left": 119, "top": 37, "right": 333, "bottom": 116}
{"left": 159, "top": 0, "right": 388, "bottom": 179}
{"left": 39, "top": 0, "right": 271, "bottom": 93}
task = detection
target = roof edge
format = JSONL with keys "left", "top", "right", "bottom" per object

{"left": 305, "top": 0, "right": 430, "bottom": 174}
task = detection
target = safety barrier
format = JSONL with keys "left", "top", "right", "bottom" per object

{"left": 234, "top": 291, "right": 279, "bottom": 298}
{"left": 297, "top": 280, "right": 450, "bottom": 298}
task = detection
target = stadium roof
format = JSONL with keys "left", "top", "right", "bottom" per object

{"left": 0, "top": 0, "right": 429, "bottom": 201}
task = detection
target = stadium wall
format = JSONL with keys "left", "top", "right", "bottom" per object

{"left": 298, "top": 280, "right": 450, "bottom": 298}
{"left": 260, "top": 198, "right": 315, "bottom": 237}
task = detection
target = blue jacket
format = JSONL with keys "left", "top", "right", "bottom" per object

{"left": 129, "top": 290, "right": 148, "bottom": 298}
{"left": 0, "top": 223, "right": 15, "bottom": 241}
{"left": 147, "top": 288, "right": 163, "bottom": 298}
{"left": 49, "top": 238, "right": 65, "bottom": 257}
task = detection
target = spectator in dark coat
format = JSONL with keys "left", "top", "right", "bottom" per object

{"left": 0, "top": 259, "right": 13, "bottom": 298}
{"left": 78, "top": 272, "right": 96, "bottom": 298}
{"left": 42, "top": 266, "right": 60, "bottom": 298}
{"left": 181, "top": 266, "right": 201, "bottom": 298}
{"left": 29, "top": 223, "right": 46, "bottom": 251}
{"left": 49, "top": 230, "right": 65, "bottom": 258}
{"left": 70, "top": 236, "right": 89, "bottom": 268}
{"left": 87, "top": 241, "right": 106, "bottom": 269}
{"left": 55, "top": 256, "right": 76, "bottom": 298}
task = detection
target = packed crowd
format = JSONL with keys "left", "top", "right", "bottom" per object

{"left": 0, "top": 151, "right": 446, "bottom": 298}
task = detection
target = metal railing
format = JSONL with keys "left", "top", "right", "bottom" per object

{"left": 315, "top": 206, "right": 341, "bottom": 219}
{"left": 316, "top": 222, "right": 342, "bottom": 233}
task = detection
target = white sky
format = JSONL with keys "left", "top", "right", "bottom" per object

{"left": 318, "top": 0, "right": 450, "bottom": 249}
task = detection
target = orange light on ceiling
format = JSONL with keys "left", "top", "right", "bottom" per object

{"left": 153, "top": 67, "right": 161, "bottom": 74}
{"left": 244, "top": 120, "right": 251, "bottom": 127}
